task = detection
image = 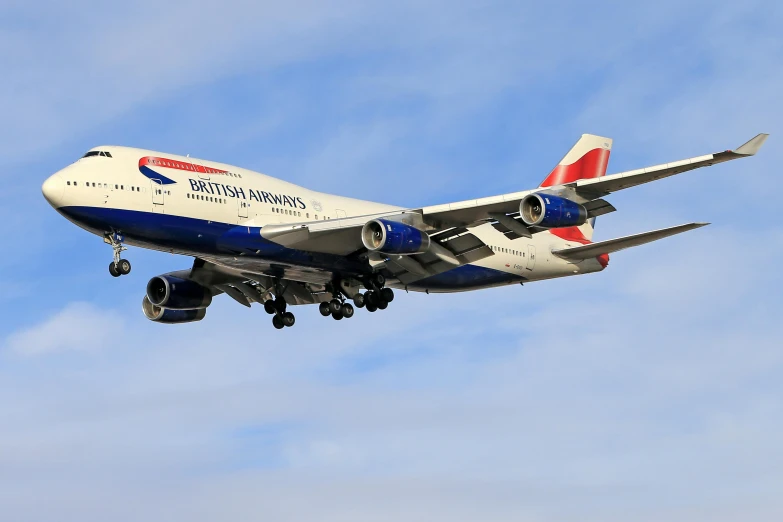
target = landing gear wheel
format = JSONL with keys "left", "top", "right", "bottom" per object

{"left": 109, "top": 262, "right": 121, "bottom": 277}
{"left": 332, "top": 311, "right": 343, "bottom": 320}
{"left": 377, "top": 299, "right": 388, "bottom": 310}
{"left": 272, "top": 314, "right": 285, "bottom": 329}
{"left": 274, "top": 297, "right": 287, "bottom": 313}
{"left": 366, "top": 303, "right": 378, "bottom": 313}
{"left": 380, "top": 288, "right": 394, "bottom": 303}
{"left": 264, "top": 300, "right": 277, "bottom": 315}
{"left": 353, "top": 293, "right": 365, "bottom": 308}
{"left": 282, "top": 312, "right": 296, "bottom": 327}
{"left": 329, "top": 299, "right": 342, "bottom": 314}
{"left": 372, "top": 273, "right": 386, "bottom": 288}
{"left": 319, "top": 302, "right": 331, "bottom": 317}
{"left": 364, "top": 291, "right": 378, "bottom": 307}
{"left": 341, "top": 303, "right": 354, "bottom": 318}
{"left": 118, "top": 259, "right": 131, "bottom": 275}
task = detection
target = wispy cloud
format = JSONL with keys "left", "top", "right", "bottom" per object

{"left": 4, "top": 302, "right": 124, "bottom": 356}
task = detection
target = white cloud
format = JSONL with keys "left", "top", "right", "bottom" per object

{"left": 4, "top": 302, "right": 123, "bottom": 356}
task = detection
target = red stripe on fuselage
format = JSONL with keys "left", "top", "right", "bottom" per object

{"left": 138, "top": 157, "right": 228, "bottom": 175}
{"left": 539, "top": 147, "right": 610, "bottom": 187}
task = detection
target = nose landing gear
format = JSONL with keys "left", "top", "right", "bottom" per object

{"left": 105, "top": 233, "right": 131, "bottom": 277}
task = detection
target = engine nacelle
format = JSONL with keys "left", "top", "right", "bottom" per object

{"left": 361, "top": 219, "right": 430, "bottom": 255}
{"left": 520, "top": 194, "right": 587, "bottom": 228}
{"left": 146, "top": 275, "right": 212, "bottom": 310}
{"left": 142, "top": 296, "right": 206, "bottom": 324}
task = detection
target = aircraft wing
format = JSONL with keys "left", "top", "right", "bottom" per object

{"left": 420, "top": 133, "right": 768, "bottom": 228}
{"left": 569, "top": 133, "right": 768, "bottom": 197}
{"left": 259, "top": 213, "right": 493, "bottom": 285}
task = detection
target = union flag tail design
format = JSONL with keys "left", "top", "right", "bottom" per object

{"left": 540, "top": 134, "right": 613, "bottom": 242}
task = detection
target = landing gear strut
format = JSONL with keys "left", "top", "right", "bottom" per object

{"left": 266, "top": 280, "right": 295, "bottom": 329}
{"left": 106, "top": 232, "right": 131, "bottom": 277}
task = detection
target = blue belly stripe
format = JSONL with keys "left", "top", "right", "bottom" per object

{"left": 58, "top": 206, "right": 522, "bottom": 290}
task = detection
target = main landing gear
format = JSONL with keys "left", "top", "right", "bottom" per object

{"left": 359, "top": 272, "right": 393, "bottom": 313}
{"left": 106, "top": 233, "right": 131, "bottom": 278}
{"left": 264, "top": 290, "right": 295, "bottom": 329}
{"left": 319, "top": 273, "right": 394, "bottom": 320}
{"left": 319, "top": 299, "right": 355, "bottom": 321}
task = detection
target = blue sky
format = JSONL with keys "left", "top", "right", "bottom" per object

{"left": 1, "top": 1, "right": 782, "bottom": 520}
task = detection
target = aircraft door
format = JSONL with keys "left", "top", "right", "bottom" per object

{"left": 526, "top": 245, "right": 536, "bottom": 270}
{"left": 151, "top": 180, "right": 165, "bottom": 212}
{"left": 238, "top": 199, "right": 249, "bottom": 219}
{"left": 335, "top": 209, "right": 347, "bottom": 220}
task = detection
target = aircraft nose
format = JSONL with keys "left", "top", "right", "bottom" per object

{"left": 42, "top": 173, "right": 64, "bottom": 207}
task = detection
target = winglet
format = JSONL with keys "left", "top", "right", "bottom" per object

{"left": 734, "top": 133, "right": 769, "bottom": 156}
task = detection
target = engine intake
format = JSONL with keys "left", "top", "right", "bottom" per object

{"left": 361, "top": 219, "right": 430, "bottom": 255}
{"left": 146, "top": 275, "right": 212, "bottom": 310}
{"left": 520, "top": 194, "right": 587, "bottom": 228}
{"left": 142, "top": 296, "right": 206, "bottom": 324}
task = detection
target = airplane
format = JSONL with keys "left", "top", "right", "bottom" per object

{"left": 41, "top": 132, "right": 768, "bottom": 329}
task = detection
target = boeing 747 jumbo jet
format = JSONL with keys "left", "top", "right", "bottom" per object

{"left": 42, "top": 133, "right": 767, "bottom": 329}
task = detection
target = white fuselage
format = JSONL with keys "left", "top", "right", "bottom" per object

{"left": 42, "top": 146, "right": 605, "bottom": 292}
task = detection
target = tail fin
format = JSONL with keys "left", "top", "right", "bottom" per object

{"left": 541, "top": 134, "right": 613, "bottom": 241}
{"left": 539, "top": 134, "right": 613, "bottom": 187}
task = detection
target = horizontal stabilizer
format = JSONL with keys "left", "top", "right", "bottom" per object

{"left": 552, "top": 222, "right": 708, "bottom": 261}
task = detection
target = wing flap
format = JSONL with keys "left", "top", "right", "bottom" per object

{"left": 552, "top": 223, "right": 708, "bottom": 261}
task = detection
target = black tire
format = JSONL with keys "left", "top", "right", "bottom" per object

{"left": 332, "top": 311, "right": 343, "bottom": 320}
{"left": 118, "top": 259, "right": 131, "bottom": 275}
{"left": 377, "top": 299, "right": 388, "bottom": 310}
{"left": 329, "top": 299, "right": 342, "bottom": 314}
{"left": 353, "top": 293, "right": 365, "bottom": 308}
{"left": 272, "top": 314, "right": 285, "bottom": 329}
{"left": 109, "top": 262, "right": 121, "bottom": 277}
{"left": 282, "top": 312, "right": 295, "bottom": 327}
{"left": 380, "top": 288, "right": 394, "bottom": 303}
{"left": 372, "top": 273, "right": 386, "bottom": 288}
{"left": 274, "top": 297, "right": 287, "bottom": 313}
{"left": 341, "top": 303, "right": 354, "bottom": 318}
{"left": 365, "top": 291, "right": 378, "bottom": 307}
{"left": 319, "top": 302, "right": 331, "bottom": 317}
{"left": 264, "top": 300, "right": 277, "bottom": 315}
{"left": 366, "top": 303, "right": 377, "bottom": 313}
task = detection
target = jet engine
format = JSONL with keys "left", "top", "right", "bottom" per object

{"left": 361, "top": 219, "right": 430, "bottom": 255}
{"left": 146, "top": 275, "right": 213, "bottom": 310}
{"left": 520, "top": 194, "right": 587, "bottom": 228}
{"left": 142, "top": 296, "right": 206, "bottom": 324}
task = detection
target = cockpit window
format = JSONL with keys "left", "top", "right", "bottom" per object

{"left": 82, "top": 150, "right": 113, "bottom": 158}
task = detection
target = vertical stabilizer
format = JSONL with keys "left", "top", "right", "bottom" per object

{"left": 539, "top": 134, "right": 612, "bottom": 187}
